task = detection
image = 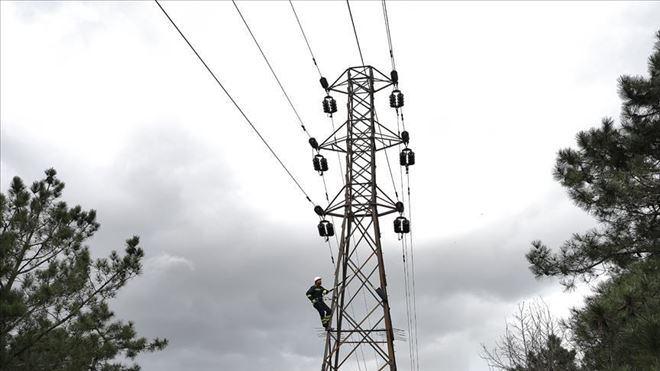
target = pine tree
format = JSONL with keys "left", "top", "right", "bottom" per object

{"left": 527, "top": 31, "right": 660, "bottom": 288}
{"left": 569, "top": 259, "right": 660, "bottom": 370}
{"left": 525, "top": 30, "right": 660, "bottom": 371}
{"left": 0, "top": 169, "right": 167, "bottom": 371}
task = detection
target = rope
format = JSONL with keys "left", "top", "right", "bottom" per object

{"left": 401, "top": 236, "right": 414, "bottom": 371}
{"left": 346, "top": 0, "right": 365, "bottom": 66}
{"left": 324, "top": 207, "right": 369, "bottom": 371}
{"left": 154, "top": 0, "right": 314, "bottom": 205}
{"left": 328, "top": 115, "right": 377, "bottom": 370}
{"left": 375, "top": 112, "right": 399, "bottom": 201}
{"left": 406, "top": 171, "right": 420, "bottom": 370}
{"left": 288, "top": 0, "right": 323, "bottom": 78}
{"left": 232, "top": 0, "right": 312, "bottom": 138}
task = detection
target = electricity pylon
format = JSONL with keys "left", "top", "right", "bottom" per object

{"left": 315, "top": 66, "right": 408, "bottom": 371}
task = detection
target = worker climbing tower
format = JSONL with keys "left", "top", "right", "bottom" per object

{"left": 311, "top": 65, "right": 413, "bottom": 371}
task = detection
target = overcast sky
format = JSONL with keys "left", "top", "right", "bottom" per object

{"left": 1, "top": 1, "right": 659, "bottom": 370}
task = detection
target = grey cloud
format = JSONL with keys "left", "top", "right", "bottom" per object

{"left": 1, "top": 121, "right": 595, "bottom": 370}
{"left": 109, "top": 187, "right": 593, "bottom": 371}
{"left": 10, "top": 1, "right": 63, "bottom": 22}
{"left": 4, "top": 2, "right": 657, "bottom": 370}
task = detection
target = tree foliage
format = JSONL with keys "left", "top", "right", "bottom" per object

{"left": 0, "top": 169, "right": 167, "bottom": 371}
{"left": 521, "top": 30, "right": 660, "bottom": 371}
{"left": 527, "top": 31, "right": 660, "bottom": 288}
{"left": 569, "top": 258, "right": 660, "bottom": 370}
{"left": 481, "top": 300, "right": 579, "bottom": 371}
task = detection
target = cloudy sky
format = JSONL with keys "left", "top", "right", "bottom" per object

{"left": 1, "top": 1, "right": 659, "bottom": 370}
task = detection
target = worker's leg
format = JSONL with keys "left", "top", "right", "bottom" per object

{"left": 319, "top": 301, "right": 332, "bottom": 317}
{"left": 314, "top": 301, "right": 332, "bottom": 328}
{"left": 319, "top": 301, "right": 332, "bottom": 328}
{"left": 313, "top": 302, "right": 325, "bottom": 319}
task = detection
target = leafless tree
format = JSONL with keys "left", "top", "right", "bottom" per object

{"left": 480, "top": 299, "right": 576, "bottom": 371}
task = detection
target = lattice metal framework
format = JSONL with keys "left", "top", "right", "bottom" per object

{"left": 318, "top": 66, "right": 405, "bottom": 371}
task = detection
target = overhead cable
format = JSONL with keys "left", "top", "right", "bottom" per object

{"left": 381, "top": 0, "right": 396, "bottom": 70}
{"left": 232, "top": 0, "right": 312, "bottom": 138}
{"left": 154, "top": 0, "right": 314, "bottom": 205}
{"left": 346, "top": 0, "right": 365, "bottom": 66}
{"left": 289, "top": 0, "right": 323, "bottom": 78}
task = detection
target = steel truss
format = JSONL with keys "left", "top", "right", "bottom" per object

{"left": 320, "top": 66, "right": 405, "bottom": 371}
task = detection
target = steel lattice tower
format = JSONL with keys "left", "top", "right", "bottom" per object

{"left": 317, "top": 66, "right": 406, "bottom": 371}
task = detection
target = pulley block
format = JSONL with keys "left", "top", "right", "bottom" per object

{"left": 394, "top": 216, "right": 410, "bottom": 234}
{"left": 313, "top": 154, "right": 328, "bottom": 174}
{"left": 318, "top": 220, "right": 335, "bottom": 237}
{"left": 401, "top": 130, "right": 410, "bottom": 145}
{"left": 400, "top": 148, "right": 415, "bottom": 167}
{"left": 323, "top": 95, "right": 337, "bottom": 114}
{"left": 389, "top": 89, "right": 404, "bottom": 108}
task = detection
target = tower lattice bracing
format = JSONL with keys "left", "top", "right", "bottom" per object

{"left": 318, "top": 66, "right": 405, "bottom": 371}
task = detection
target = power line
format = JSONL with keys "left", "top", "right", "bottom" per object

{"left": 346, "top": 0, "right": 365, "bottom": 66}
{"left": 289, "top": 0, "right": 323, "bottom": 78}
{"left": 154, "top": 0, "right": 314, "bottom": 205}
{"left": 394, "top": 91, "right": 419, "bottom": 370}
{"left": 381, "top": 0, "right": 396, "bottom": 70}
{"left": 232, "top": 0, "right": 312, "bottom": 138}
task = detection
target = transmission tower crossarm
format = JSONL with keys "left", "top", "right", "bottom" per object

{"left": 326, "top": 66, "right": 394, "bottom": 94}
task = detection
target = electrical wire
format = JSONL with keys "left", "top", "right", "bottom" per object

{"left": 289, "top": 0, "right": 323, "bottom": 78}
{"left": 395, "top": 101, "right": 419, "bottom": 370}
{"left": 381, "top": 0, "right": 396, "bottom": 71}
{"left": 154, "top": 0, "right": 315, "bottom": 205}
{"left": 399, "top": 173, "right": 417, "bottom": 371}
{"left": 232, "top": 0, "right": 312, "bottom": 138}
{"left": 397, "top": 107, "right": 419, "bottom": 370}
{"left": 346, "top": 0, "right": 365, "bottom": 66}
{"left": 399, "top": 108, "right": 407, "bottom": 132}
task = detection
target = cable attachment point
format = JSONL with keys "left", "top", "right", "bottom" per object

{"left": 401, "top": 130, "right": 410, "bottom": 146}
{"left": 390, "top": 70, "right": 399, "bottom": 85}
{"left": 395, "top": 201, "right": 405, "bottom": 214}
{"left": 309, "top": 137, "right": 319, "bottom": 150}
{"left": 314, "top": 205, "right": 325, "bottom": 216}
{"left": 320, "top": 77, "right": 330, "bottom": 91}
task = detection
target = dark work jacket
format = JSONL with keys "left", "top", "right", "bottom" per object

{"left": 306, "top": 285, "right": 328, "bottom": 304}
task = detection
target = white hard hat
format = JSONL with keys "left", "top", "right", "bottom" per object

{"left": 314, "top": 276, "right": 322, "bottom": 282}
